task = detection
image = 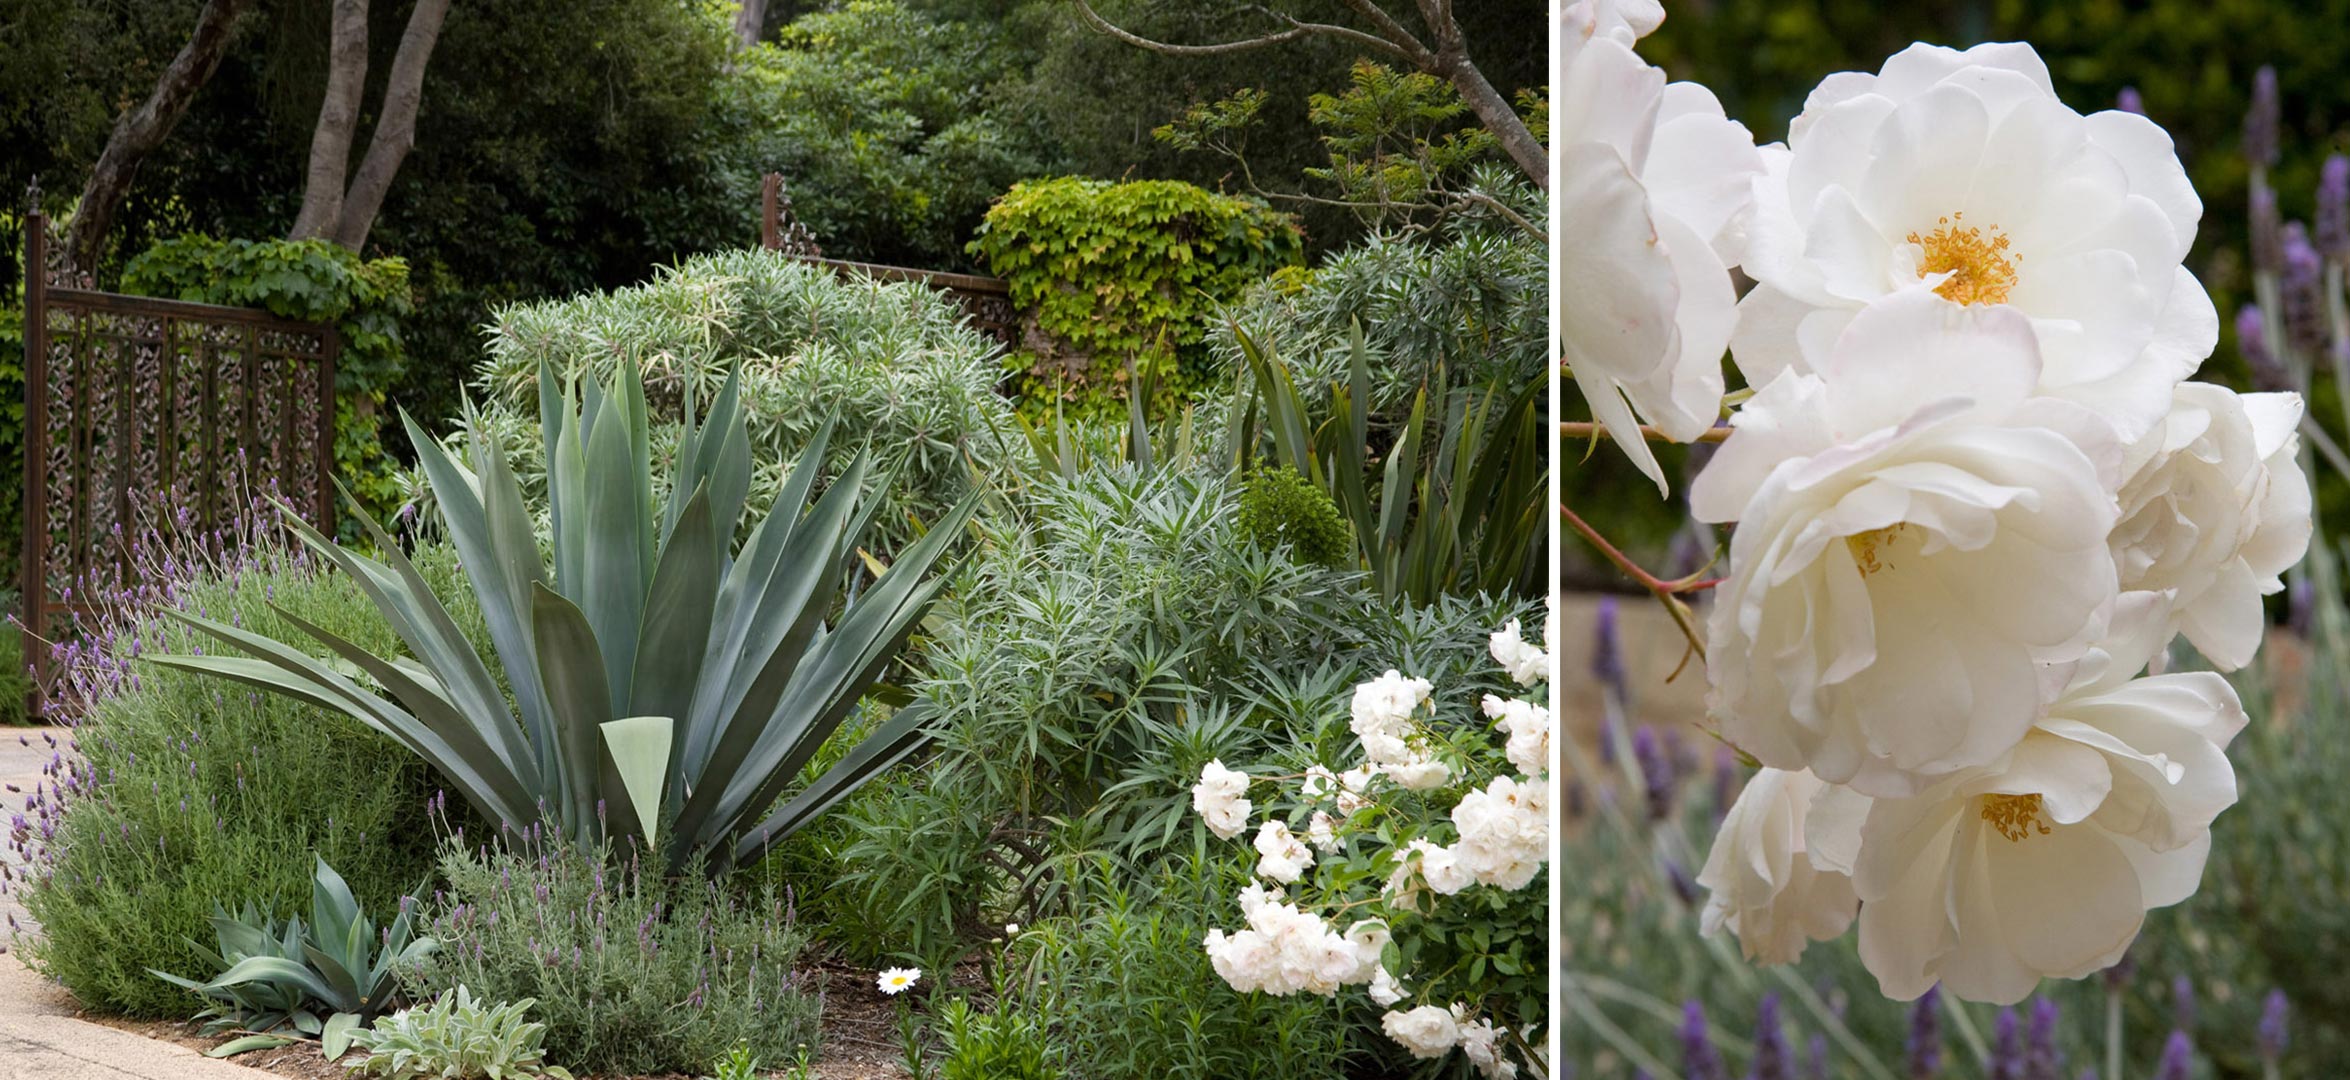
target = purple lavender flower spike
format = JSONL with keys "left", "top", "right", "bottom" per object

{"left": 1594, "top": 596, "right": 1628, "bottom": 704}
{"left": 2155, "top": 1031, "right": 2192, "bottom": 1080}
{"left": 1634, "top": 725, "right": 1676, "bottom": 820}
{"left": 1681, "top": 1001, "right": 1728, "bottom": 1080}
{"left": 1908, "top": 986, "right": 1943, "bottom": 1080}
{"left": 2252, "top": 186, "right": 2284, "bottom": 277}
{"left": 2319, "top": 155, "right": 2350, "bottom": 262}
{"left": 1988, "top": 1007, "right": 2022, "bottom": 1080}
{"left": 1751, "top": 994, "right": 1791, "bottom": 1080}
{"left": 2246, "top": 65, "right": 2280, "bottom": 169}
{"left": 1806, "top": 1033, "right": 1829, "bottom": 1080}
{"left": 2283, "top": 222, "right": 2328, "bottom": 355}
{"left": 2117, "top": 86, "right": 2145, "bottom": 115}
{"left": 2023, "top": 997, "right": 2064, "bottom": 1080}
{"left": 2237, "top": 302, "right": 2274, "bottom": 392}
{"left": 2259, "top": 989, "right": 2290, "bottom": 1063}
{"left": 2171, "top": 975, "right": 2196, "bottom": 1032}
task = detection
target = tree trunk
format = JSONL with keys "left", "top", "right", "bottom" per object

{"left": 1411, "top": 0, "right": 1545, "bottom": 192}
{"left": 290, "top": 0, "right": 370, "bottom": 241}
{"left": 733, "top": 0, "right": 768, "bottom": 48}
{"left": 329, "top": 0, "right": 453, "bottom": 252}
{"left": 1436, "top": 49, "right": 1545, "bottom": 192}
{"left": 65, "top": 0, "right": 253, "bottom": 276}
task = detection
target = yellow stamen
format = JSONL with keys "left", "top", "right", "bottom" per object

{"left": 1844, "top": 524, "right": 1913, "bottom": 577}
{"left": 1908, "top": 213, "right": 2020, "bottom": 306}
{"left": 1980, "top": 793, "right": 2052, "bottom": 842}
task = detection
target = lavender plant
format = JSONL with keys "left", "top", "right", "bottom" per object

{"left": 400, "top": 829, "right": 819, "bottom": 1075}
{"left": 7, "top": 503, "right": 459, "bottom": 1016}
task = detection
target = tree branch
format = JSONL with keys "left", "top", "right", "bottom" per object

{"left": 1335, "top": 0, "right": 1433, "bottom": 65}
{"left": 1561, "top": 420, "right": 1730, "bottom": 445}
{"left": 65, "top": 0, "right": 253, "bottom": 276}
{"left": 1070, "top": 0, "right": 1409, "bottom": 63}
{"left": 330, "top": 0, "right": 453, "bottom": 251}
{"left": 289, "top": 0, "right": 369, "bottom": 241}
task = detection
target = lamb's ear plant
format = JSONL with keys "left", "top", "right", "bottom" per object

{"left": 346, "top": 986, "right": 573, "bottom": 1080}
{"left": 150, "top": 856, "right": 434, "bottom": 1060}
{"left": 150, "top": 360, "right": 978, "bottom": 875}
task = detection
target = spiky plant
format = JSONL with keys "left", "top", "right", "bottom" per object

{"left": 153, "top": 361, "right": 975, "bottom": 876}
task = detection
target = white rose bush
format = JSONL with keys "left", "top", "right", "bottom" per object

{"left": 1189, "top": 616, "right": 1554, "bottom": 1077}
{"left": 1563, "top": 1, "right": 2315, "bottom": 1012}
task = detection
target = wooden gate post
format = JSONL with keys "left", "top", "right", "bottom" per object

{"left": 20, "top": 208, "right": 49, "bottom": 719}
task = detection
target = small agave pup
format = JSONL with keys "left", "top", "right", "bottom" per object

{"left": 152, "top": 361, "right": 977, "bottom": 876}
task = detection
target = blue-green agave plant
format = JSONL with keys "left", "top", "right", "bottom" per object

{"left": 152, "top": 361, "right": 975, "bottom": 875}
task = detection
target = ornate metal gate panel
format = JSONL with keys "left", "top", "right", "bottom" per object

{"left": 19, "top": 211, "right": 338, "bottom": 716}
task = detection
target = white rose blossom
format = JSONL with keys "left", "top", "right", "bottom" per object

{"left": 1386, "top": 743, "right": 1454, "bottom": 791}
{"left": 1487, "top": 619, "right": 1554, "bottom": 686}
{"left": 1351, "top": 670, "right": 1433, "bottom": 766}
{"left": 1458, "top": 1017, "right": 1516, "bottom": 1080}
{"left": 1734, "top": 41, "right": 2216, "bottom": 442}
{"left": 1450, "top": 776, "right": 1550, "bottom": 891}
{"left": 1697, "top": 767, "right": 1861, "bottom": 964}
{"left": 1483, "top": 694, "right": 1553, "bottom": 778}
{"left": 1560, "top": 0, "right": 1763, "bottom": 493}
{"left": 1693, "top": 292, "right": 2123, "bottom": 796}
{"left": 1191, "top": 760, "right": 1253, "bottom": 840}
{"left": 1835, "top": 594, "right": 2246, "bottom": 1003}
{"left": 1306, "top": 810, "right": 1341, "bottom": 853}
{"left": 2112, "top": 383, "right": 2312, "bottom": 670}
{"left": 1253, "top": 820, "right": 1314, "bottom": 884}
{"left": 1201, "top": 883, "right": 1381, "bottom": 997}
{"left": 1381, "top": 1003, "right": 1463, "bottom": 1059}
{"left": 1336, "top": 764, "right": 1380, "bottom": 815}
{"left": 1368, "top": 964, "right": 1407, "bottom": 1006}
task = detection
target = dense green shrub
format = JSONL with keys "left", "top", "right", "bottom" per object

{"left": 808, "top": 461, "right": 1531, "bottom": 968}
{"left": 1209, "top": 211, "right": 1547, "bottom": 422}
{"left": 449, "top": 247, "right": 1009, "bottom": 553}
{"left": 11, "top": 537, "right": 467, "bottom": 1016}
{"left": 1237, "top": 464, "right": 1353, "bottom": 567}
{"left": 120, "top": 236, "right": 414, "bottom": 538}
{"left": 404, "top": 839, "right": 821, "bottom": 1076}
{"left": 720, "top": 1, "right": 1062, "bottom": 269}
{"left": 985, "top": 861, "right": 1355, "bottom": 1080}
{"left": 968, "top": 177, "right": 1304, "bottom": 418}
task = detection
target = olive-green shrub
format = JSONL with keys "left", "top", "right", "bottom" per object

{"left": 446, "top": 247, "right": 1011, "bottom": 554}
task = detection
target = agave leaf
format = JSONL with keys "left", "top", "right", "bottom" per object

{"left": 529, "top": 583, "right": 614, "bottom": 838}
{"left": 205, "top": 956, "right": 341, "bottom": 1005}
{"left": 263, "top": 604, "right": 535, "bottom": 816}
{"left": 145, "top": 628, "right": 531, "bottom": 828}
{"left": 208, "top": 1034, "right": 295, "bottom": 1057}
{"left": 628, "top": 483, "right": 719, "bottom": 725}
{"left": 322, "top": 1012, "right": 361, "bottom": 1060}
{"left": 731, "top": 699, "right": 934, "bottom": 863}
{"left": 599, "top": 715, "right": 674, "bottom": 844}
{"left": 578, "top": 377, "right": 651, "bottom": 712}
{"left": 405, "top": 407, "right": 552, "bottom": 767}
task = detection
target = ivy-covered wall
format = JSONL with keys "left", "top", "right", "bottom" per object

{"left": 968, "top": 177, "right": 1303, "bottom": 419}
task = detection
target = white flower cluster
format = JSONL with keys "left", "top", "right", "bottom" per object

{"left": 1569, "top": 6, "right": 2315, "bottom": 1005}
{"left": 1190, "top": 617, "right": 1552, "bottom": 1078}
{"left": 1202, "top": 882, "right": 1388, "bottom": 995}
